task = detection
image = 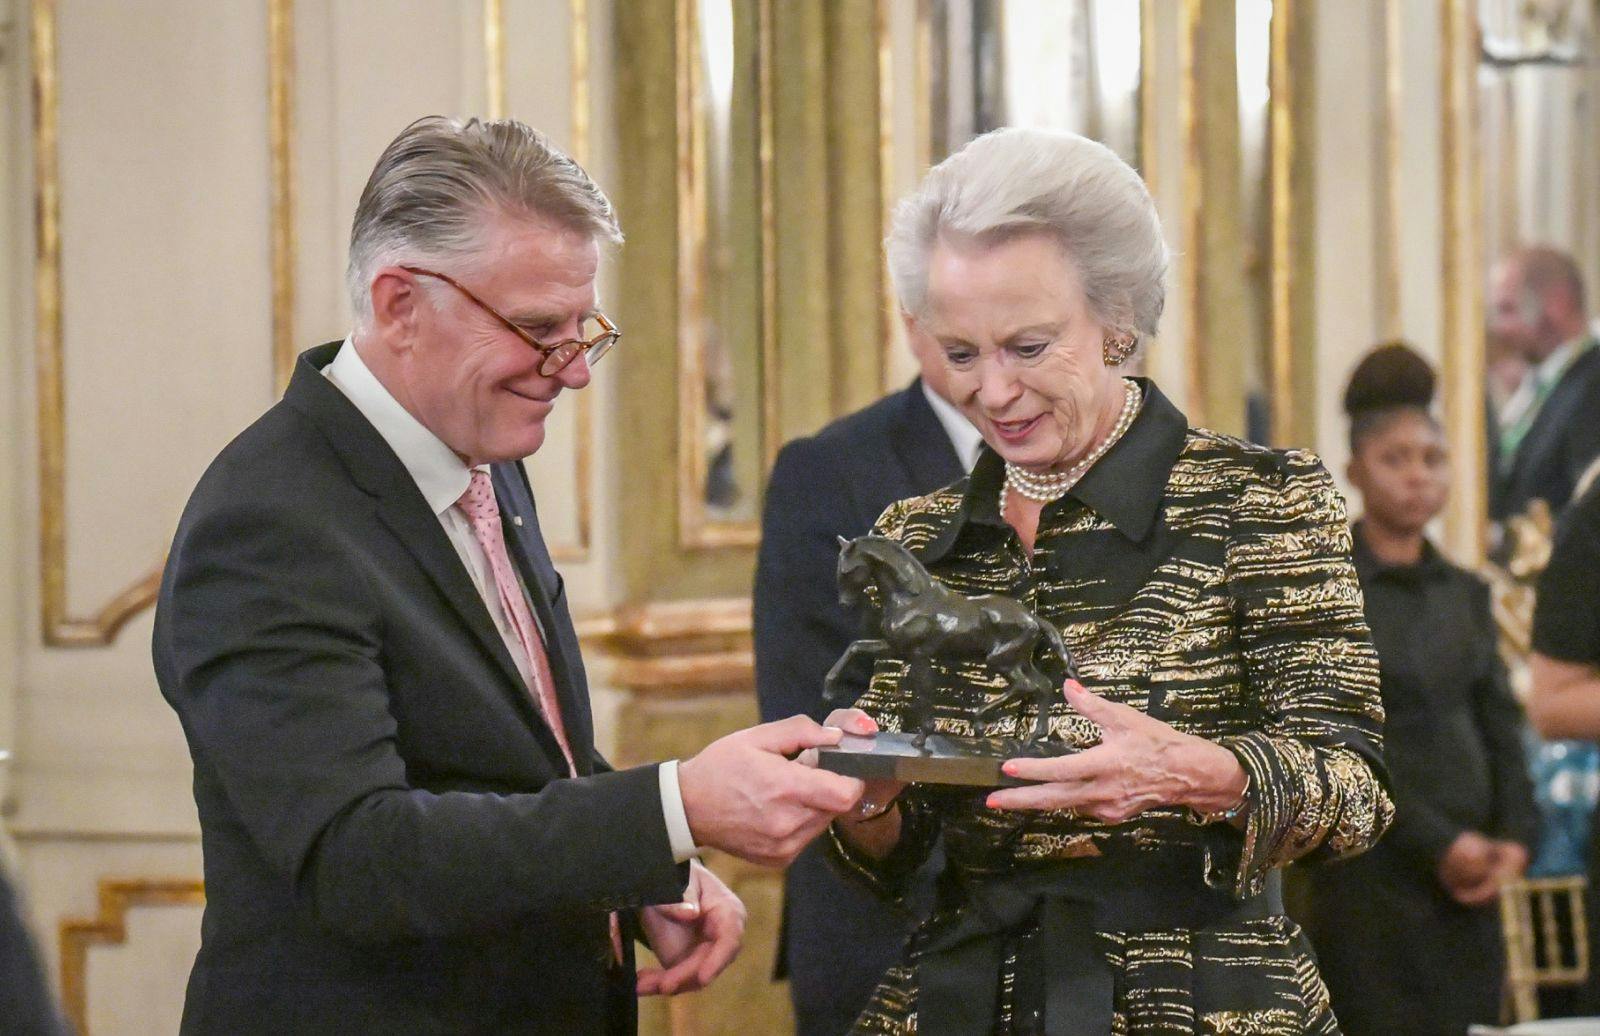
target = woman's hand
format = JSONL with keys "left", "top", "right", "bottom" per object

{"left": 818, "top": 708, "right": 907, "bottom": 857}
{"left": 986, "top": 680, "right": 1248, "bottom": 823}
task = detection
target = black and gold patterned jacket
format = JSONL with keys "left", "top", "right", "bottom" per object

{"left": 830, "top": 380, "right": 1394, "bottom": 1035}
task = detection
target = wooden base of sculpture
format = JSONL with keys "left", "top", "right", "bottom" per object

{"left": 816, "top": 731, "right": 1066, "bottom": 788}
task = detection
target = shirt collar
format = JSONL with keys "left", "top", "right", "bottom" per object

{"left": 322, "top": 337, "right": 478, "bottom": 516}
{"left": 1351, "top": 521, "right": 1448, "bottom": 582}
{"left": 921, "top": 379, "right": 984, "bottom": 473}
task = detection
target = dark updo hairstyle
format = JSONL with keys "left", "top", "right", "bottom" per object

{"left": 1343, "top": 341, "right": 1440, "bottom": 452}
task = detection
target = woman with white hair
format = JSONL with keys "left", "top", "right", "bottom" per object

{"left": 822, "top": 128, "right": 1394, "bottom": 1034}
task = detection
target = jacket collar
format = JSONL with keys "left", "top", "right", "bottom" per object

{"left": 907, "top": 378, "right": 1188, "bottom": 567}
{"left": 281, "top": 343, "right": 552, "bottom": 730}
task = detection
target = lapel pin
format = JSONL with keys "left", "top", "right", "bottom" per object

{"left": 512, "top": 515, "right": 523, "bottom": 527}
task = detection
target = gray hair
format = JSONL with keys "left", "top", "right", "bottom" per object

{"left": 887, "top": 127, "right": 1168, "bottom": 343}
{"left": 346, "top": 115, "right": 622, "bottom": 325}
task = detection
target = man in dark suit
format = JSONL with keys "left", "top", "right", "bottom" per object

{"left": 753, "top": 345, "right": 977, "bottom": 1035}
{"left": 153, "top": 116, "right": 863, "bottom": 1035}
{"left": 1489, "top": 245, "right": 1600, "bottom": 522}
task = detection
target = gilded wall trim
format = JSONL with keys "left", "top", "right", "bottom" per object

{"left": 32, "top": 0, "right": 161, "bottom": 646}
{"left": 1380, "top": 0, "right": 1406, "bottom": 339}
{"left": 59, "top": 878, "right": 206, "bottom": 1036}
{"left": 269, "top": 0, "right": 297, "bottom": 392}
{"left": 593, "top": 597, "right": 753, "bottom": 696}
{"left": 876, "top": 0, "right": 899, "bottom": 393}
{"left": 484, "top": 0, "right": 506, "bottom": 119}
{"left": 1268, "top": 0, "right": 1316, "bottom": 446}
{"left": 1178, "top": 0, "right": 1208, "bottom": 426}
{"left": 1440, "top": 0, "right": 1487, "bottom": 564}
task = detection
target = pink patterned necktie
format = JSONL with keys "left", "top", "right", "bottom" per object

{"left": 456, "top": 471, "right": 621, "bottom": 965}
{"left": 455, "top": 470, "right": 577, "bottom": 776}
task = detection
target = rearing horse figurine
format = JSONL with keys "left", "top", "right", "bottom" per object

{"left": 823, "top": 534, "right": 1078, "bottom": 748}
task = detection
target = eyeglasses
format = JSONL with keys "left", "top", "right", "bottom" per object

{"left": 399, "top": 265, "right": 620, "bottom": 377}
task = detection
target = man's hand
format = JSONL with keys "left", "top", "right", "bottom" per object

{"left": 636, "top": 861, "right": 747, "bottom": 997}
{"left": 1439, "top": 831, "right": 1499, "bottom": 906}
{"left": 678, "top": 716, "right": 865, "bottom": 868}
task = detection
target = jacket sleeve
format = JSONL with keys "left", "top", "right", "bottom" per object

{"left": 1220, "top": 452, "right": 1396, "bottom": 897}
{"left": 157, "top": 498, "right": 688, "bottom": 946}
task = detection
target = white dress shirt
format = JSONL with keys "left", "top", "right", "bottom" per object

{"left": 324, "top": 339, "right": 698, "bottom": 862}
{"left": 922, "top": 379, "right": 984, "bottom": 473}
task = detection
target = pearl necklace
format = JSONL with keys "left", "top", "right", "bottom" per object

{"left": 1001, "top": 379, "right": 1142, "bottom": 515}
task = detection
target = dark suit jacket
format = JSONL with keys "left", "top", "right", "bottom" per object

{"left": 752, "top": 379, "right": 963, "bottom": 1035}
{"left": 153, "top": 343, "right": 688, "bottom": 1035}
{"left": 1492, "top": 342, "right": 1600, "bottom": 520}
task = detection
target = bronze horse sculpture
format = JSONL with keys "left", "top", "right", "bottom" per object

{"left": 823, "top": 534, "right": 1078, "bottom": 748}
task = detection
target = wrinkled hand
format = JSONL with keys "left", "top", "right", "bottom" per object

{"left": 1439, "top": 831, "right": 1500, "bottom": 906}
{"left": 678, "top": 716, "right": 865, "bottom": 868}
{"left": 816, "top": 708, "right": 906, "bottom": 820}
{"left": 987, "top": 681, "right": 1247, "bottom": 823}
{"left": 636, "top": 860, "right": 748, "bottom": 997}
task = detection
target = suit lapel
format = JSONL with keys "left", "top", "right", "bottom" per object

{"left": 1514, "top": 343, "right": 1599, "bottom": 479}
{"left": 492, "top": 461, "right": 597, "bottom": 773}
{"left": 283, "top": 345, "right": 547, "bottom": 734}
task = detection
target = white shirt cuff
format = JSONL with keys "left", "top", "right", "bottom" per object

{"left": 658, "top": 759, "right": 701, "bottom": 863}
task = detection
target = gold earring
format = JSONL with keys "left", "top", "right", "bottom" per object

{"left": 1103, "top": 335, "right": 1135, "bottom": 367}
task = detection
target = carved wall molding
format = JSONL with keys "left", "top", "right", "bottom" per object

{"left": 58, "top": 877, "right": 206, "bottom": 1036}
{"left": 591, "top": 597, "right": 754, "bottom": 696}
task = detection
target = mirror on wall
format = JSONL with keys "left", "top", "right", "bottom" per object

{"left": 679, "top": 0, "right": 768, "bottom": 546}
{"left": 919, "top": 0, "right": 1142, "bottom": 168}
{"left": 1477, "top": 0, "right": 1600, "bottom": 533}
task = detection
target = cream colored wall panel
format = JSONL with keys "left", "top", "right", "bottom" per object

{"left": 11, "top": 838, "right": 202, "bottom": 1026}
{"left": 1312, "top": 0, "right": 1383, "bottom": 498}
{"left": 13, "top": 610, "right": 197, "bottom": 836}
{"left": 1139, "top": 1, "right": 1190, "bottom": 418}
{"left": 83, "top": 894, "right": 204, "bottom": 1035}
{"left": 54, "top": 0, "right": 274, "bottom": 615}
{"left": 1390, "top": 0, "right": 1444, "bottom": 363}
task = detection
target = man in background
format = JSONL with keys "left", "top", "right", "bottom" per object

{"left": 753, "top": 340, "right": 978, "bottom": 1034}
{"left": 1489, "top": 245, "right": 1600, "bottom": 523}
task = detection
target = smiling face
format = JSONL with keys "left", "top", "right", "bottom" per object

{"left": 908, "top": 231, "right": 1125, "bottom": 473}
{"left": 363, "top": 213, "right": 599, "bottom": 465}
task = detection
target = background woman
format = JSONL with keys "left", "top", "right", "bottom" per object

{"left": 824, "top": 127, "right": 1394, "bottom": 1035}
{"left": 1297, "top": 343, "right": 1535, "bottom": 1034}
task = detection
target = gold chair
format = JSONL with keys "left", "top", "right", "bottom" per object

{"left": 1500, "top": 875, "right": 1589, "bottom": 1022}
